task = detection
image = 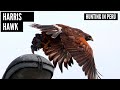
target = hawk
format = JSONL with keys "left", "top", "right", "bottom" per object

{"left": 30, "top": 24, "right": 101, "bottom": 79}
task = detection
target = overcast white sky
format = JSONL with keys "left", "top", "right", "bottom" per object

{"left": 0, "top": 11, "right": 120, "bottom": 79}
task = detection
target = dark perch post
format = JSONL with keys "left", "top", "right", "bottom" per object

{"left": 2, "top": 54, "right": 54, "bottom": 79}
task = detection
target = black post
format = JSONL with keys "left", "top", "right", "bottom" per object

{"left": 2, "top": 54, "right": 54, "bottom": 79}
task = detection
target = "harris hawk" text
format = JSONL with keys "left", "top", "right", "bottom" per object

{"left": 2, "top": 13, "right": 22, "bottom": 31}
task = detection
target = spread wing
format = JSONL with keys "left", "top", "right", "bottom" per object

{"left": 60, "top": 33, "right": 101, "bottom": 79}
{"left": 42, "top": 35, "right": 74, "bottom": 72}
{"left": 31, "top": 23, "right": 101, "bottom": 79}
{"left": 31, "top": 24, "right": 74, "bottom": 72}
{"left": 31, "top": 24, "right": 62, "bottom": 38}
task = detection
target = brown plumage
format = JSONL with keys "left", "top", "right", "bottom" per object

{"left": 30, "top": 23, "right": 101, "bottom": 79}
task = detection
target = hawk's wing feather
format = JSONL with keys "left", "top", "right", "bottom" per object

{"left": 31, "top": 24, "right": 62, "bottom": 38}
{"left": 31, "top": 24, "right": 56, "bottom": 30}
{"left": 60, "top": 33, "right": 100, "bottom": 79}
{"left": 42, "top": 35, "right": 74, "bottom": 72}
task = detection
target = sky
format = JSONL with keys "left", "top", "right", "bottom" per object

{"left": 0, "top": 11, "right": 120, "bottom": 79}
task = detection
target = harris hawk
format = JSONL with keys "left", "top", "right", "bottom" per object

{"left": 30, "top": 23, "right": 101, "bottom": 79}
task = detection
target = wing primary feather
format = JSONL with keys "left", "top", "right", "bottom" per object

{"left": 56, "top": 50, "right": 66, "bottom": 72}
{"left": 48, "top": 51, "right": 58, "bottom": 61}
{"left": 82, "top": 59, "right": 91, "bottom": 72}
{"left": 90, "top": 65, "right": 94, "bottom": 79}
{"left": 96, "top": 70, "right": 102, "bottom": 79}
{"left": 45, "top": 47, "right": 61, "bottom": 56}
{"left": 70, "top": 58, "right": 74, "bottom": 64}
{"left": 64, "top": 58, "right": 68, "bottom": 69}
{"left": 46, "top": 30, "right": 58, "bottom": 35}
{"left": 58, "top": 55, "right": 65, "bottom": 73}
{"left": 77, "top": 51, "right": 91, "bottom": 66}
{"left": 87, "top": 64, "right": 93, "bottom": 79}
{"left": 87, "top": 58, "right": 95, "bottom": 79}
{"left": 31, "top": 24, "right": 56, "bottom": 30}
{"left": 84, "top": 60, "right": 92, "bottom": 76}
{"left": 53, "top": 54, "right": 60, "bottom": 67}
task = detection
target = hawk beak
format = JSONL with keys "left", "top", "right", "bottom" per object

{"left": 90, "top": 38, "right": 93, "bottom": 41}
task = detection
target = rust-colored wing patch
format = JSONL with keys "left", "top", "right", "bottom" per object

{"left": 60, "top": 33, "right": 101, "bottom": 79}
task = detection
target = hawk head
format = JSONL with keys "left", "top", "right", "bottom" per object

{"left": 85, "top": 35, "right": 93, "bottom": 41}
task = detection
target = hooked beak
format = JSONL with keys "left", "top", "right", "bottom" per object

{"left": 90, "top": 37, "right": 94, "bottom": 41}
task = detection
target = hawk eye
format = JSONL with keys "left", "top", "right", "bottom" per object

{"left": 88, "top": 36, "right": 91, "bottom": 38}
